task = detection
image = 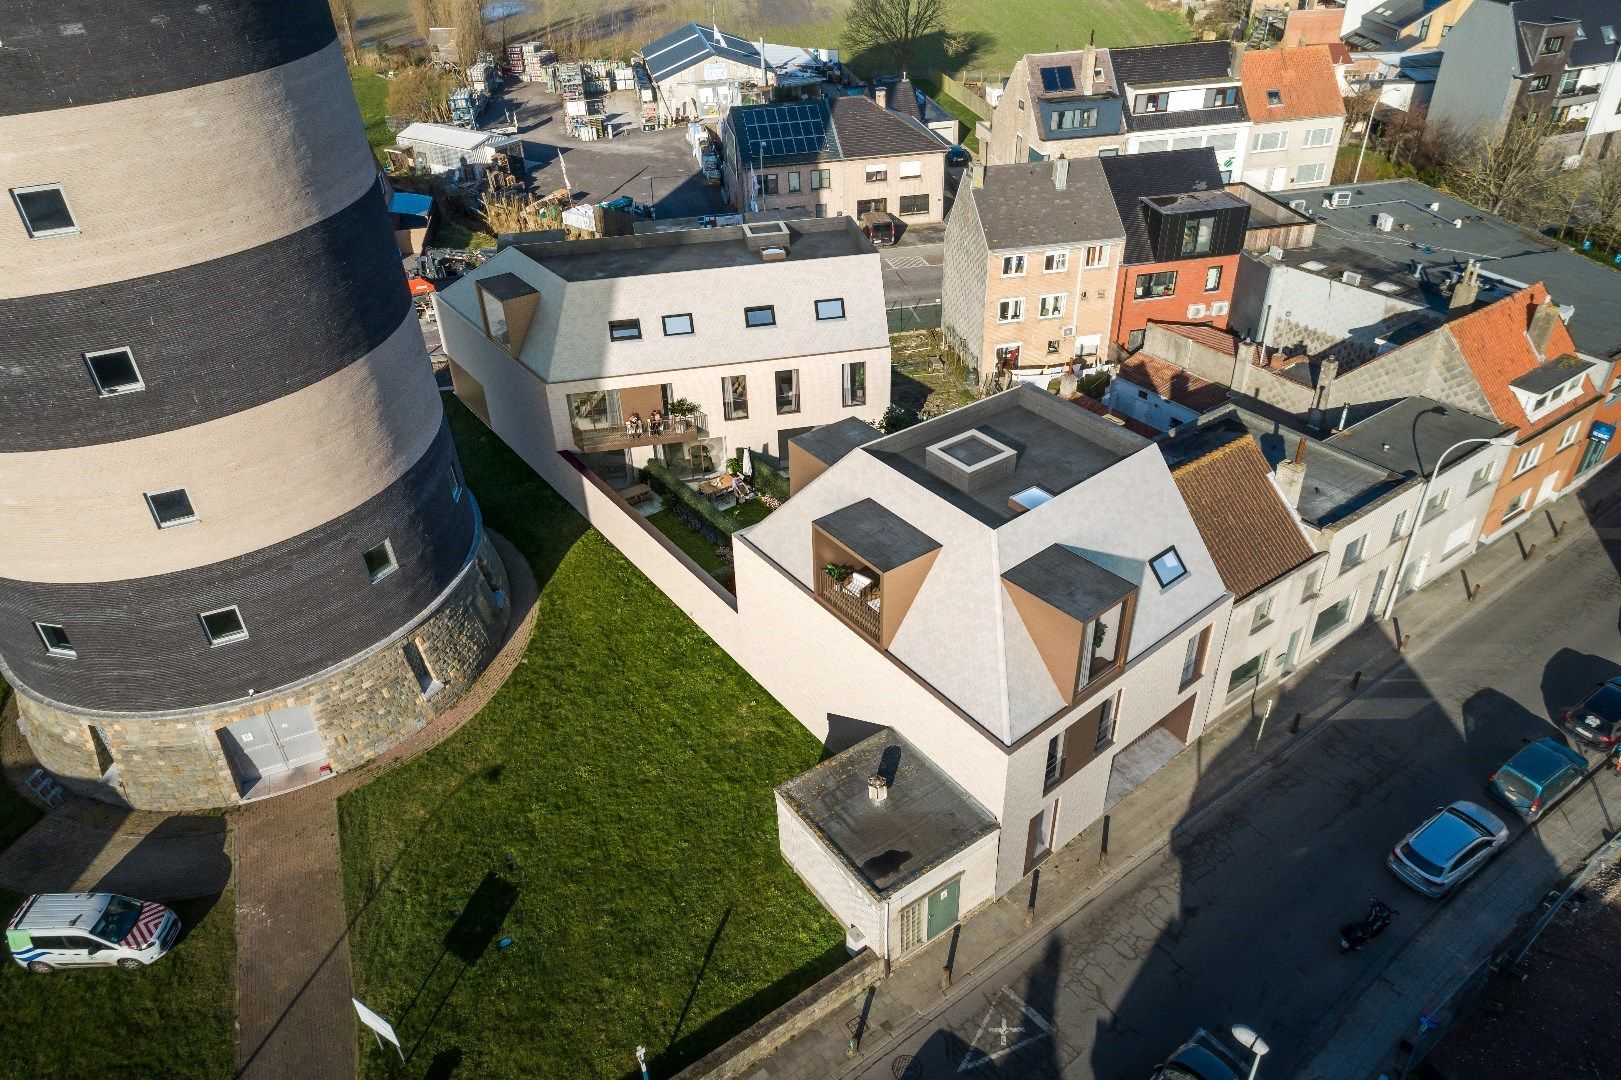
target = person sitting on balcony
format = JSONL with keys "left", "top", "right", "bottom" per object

{"left": 627, "top": 413, "right": 642, "bottom": 436}
{"left": 649, "top": 409, "right": 664, "bottom": 435}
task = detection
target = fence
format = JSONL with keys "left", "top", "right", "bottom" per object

{"left": 937, "top": 74, "right": 994, "bottom": 122}
{"left": 887, "top": 301, "right": 941, "bottom": 333}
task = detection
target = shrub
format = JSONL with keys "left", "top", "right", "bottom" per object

{"left": 641, "top": 461, "right": 736, "bottom": 542}
{"left": 879, "top": 404, "right": 922, "bottom": 434}
{"left": 751, "top": 458, "right": 790, "bottom": 504}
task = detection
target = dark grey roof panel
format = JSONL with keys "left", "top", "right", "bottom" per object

{"left": 1003, "top": 544, "right": 1137, "bottom": 623}
{"left": 514, "top": 216, "right": 872, "bottom": 280}
{"left": 974, "top": 159, "right": 1124, "bottom": 250}
{"left": 642, "top": 22, "right": 761, "bottom": 83}
{"left": 731, "top": 98, "right": 837, "bottom": 167}
{"left": 816, "top": 498, "right": 941, "bottom": 571}
{"left": 1098, "top": 149, "right": 1227, "bottom": 264}
{"left": 477, "top": 273, "right": 538, "bottom": 301}
{"left": 1510, "top": 355, "right": 1588, "bottom": 393}
{"left": 777, "top": 728, "right": 999, "bottom": 897}
{"left": 1327, "top": 397, "right": 1508, "bottom": 479}
{"left": 1109, "top": 41, "right": 1236, "bottom": 87}
{"left": 827, "top": 93, "right": 948, "bottom": 159}
{"left": 792, "top": 417, "right": 880, "bottom": 466}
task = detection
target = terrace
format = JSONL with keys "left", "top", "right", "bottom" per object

{"left": 565, "top": 386, "right": 708, "bottom": 454}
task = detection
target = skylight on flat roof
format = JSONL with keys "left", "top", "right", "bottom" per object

{"left": 1009, "top": 486, "right": 1054, "bottom": 511}
{"left": 1301, "top": 260, "right": 1328, "bottom": 272}
{"left": 1373, "top": 281, "right": 1404, "bottom": 294}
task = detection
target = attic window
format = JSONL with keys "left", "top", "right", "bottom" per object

{"left": 1150, "top": 547, "right": 1188, "bottom": 587}
{"left": 1266, "top": 89, "right": 1283, "bottom": 107}
{"left": 1039, "top": 66, "right": 1075, "bottom": 92}
{"left": 1604, "top": 26, "right": 1616, "bottom": 45}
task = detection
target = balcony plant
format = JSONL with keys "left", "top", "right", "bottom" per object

{"left": 822, "top": 563, "right": 854, "bottom": 583}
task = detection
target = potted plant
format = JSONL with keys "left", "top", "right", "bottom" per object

{"left": 666, "top": 398, "right": 698, "bottom": 432}
{"left": 823, "top": 563, "right": 853, "bottom": 584}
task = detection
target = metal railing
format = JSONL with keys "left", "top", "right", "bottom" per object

{"left": 571, "top": 411, "right": 707, "bottom": 453}
{"left": 815, "top": 574, "right": 881, "bottom": 640}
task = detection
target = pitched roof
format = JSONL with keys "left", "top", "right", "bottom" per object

{"left": 1497, "top": 0, "right": 1621, "bottom": 72}
{"left": 1109, "top": 41, "right": 1237, "bottom": 87}
{"left": 972, "top": 159, "right": 1124, "bottom": 250}
{"left": 1240, "top": 46, "right": 1345, "bottom": 123}
{"left": 1067, "top": 392, "right": 1160, "bottom": 438}
{"left": 1157, "top": 321, "right": 1241, "bottom": 357}
{"left": 642, "top": 22, "right": 761, "bottom": 83}
{"left": 1170, "top": 435, "right": 1317, "bottom": 600}
{"left": 825, "top": 93, "right": 946, "bottom": 159}
{"left": 1445, "top": 283, "right": 1590, "bottom": 431}
{"left": 730, "top": 94, "right": 944, "bottom": 168}
{"left": 1097, "top": 148, "right": 1227, "bottom": 264}
{"left": 1117, "top": 354, "right": 1232, "bottom": 413}
{"left": 1024, "top": 49, "right": 1120, "bottom": 101}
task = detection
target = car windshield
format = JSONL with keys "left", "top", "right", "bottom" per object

{"left": 1582, "top": 684, "right": 1621, "bottom": 728}
{"left": 1494, "top": 769, "right": 1539, "bottom": 808}
{"left": 90, "top": 896, "right": 143, "bottom": 943}
{"left": 1400, "top": 841, "right": 1448, "bottom": 878}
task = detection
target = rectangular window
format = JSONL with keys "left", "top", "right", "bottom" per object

{"left": 1210, "top": 86, "right": 1238, "bottom": 107}
{"left": 1469, "top": 462, "right": 1496, "bottom": 494}
{"left": 146, "top": 488, "right": 198, "bottom": 529}
{"left": 1001, "top": 254, "right": 1026, "bottom": 277}
{"left": 662, "top": 313, "right": 694, "bottom": 336}
{"left": 1514, "top": 445, "right": 1542, "bottom": 476}
{"left": 809, "top": 168, "right": 831, "bottom": 190}
{"left": 1301, "top": 567, "right": 1322, "bottom": 599}
{"left": 608, "top": 319, "right": 642, "bottom": 341}
{"left": 1180, "top": 627, "right": 1210, "bottom": 689}
{"left": 1052, "top": 107, "right": 1097, "bottom": 130}
{"left": 1295, "top": 162, "right": 1327, "bottom": 185}
{"left": 1528, "top": 74, "right": 1550, "bottom": 93}
{"left": 898, "top": 160, "right": 922, "bottom": 179}
{"left": 363, "top": 540, "right": 397, "bottom": 583}
{"left": 1340, "top": 534, "right": 1367, "bottom": 572}
{"left": 1150, "top": 546, "right": 1187, "bottom": 586}
{"left": 1424, "top": 488, "right": 1452, "bottom": 522}
{"left": 754, "top": 173, "right": 778, "bottom": 196}
{"left": 1228, "top": 652, "right": 1268, "bottom": 694}
{"left": 1204, "top": 265, "right": 1222, "bottom": 292}
{"left": 1252, "top": 130, "right": 1287, "bottom": 153}
{"left": 1251, "top": 596, "right": 1274, "bottom": 632}
{"left": 1039, "top": 293, "right": 1065, "bottom": 319}
{"left": 1044, "top": 251, "right": 1068, "bottom": 273}
{"left": 865, "top": 165, "right": 888, "bottom": 183}
{"left": 1302, "top": 127, "right": 1335, "bottom": 148}
{"left": 1043, "top": 733, "right": 1063, "bottom": 792}
{"left": 775, "top": 369, "right": 799, "bottom": 414}
{"left": 1559, "top": 422, "right": 1581, "bottom": 450}
{"left": 787, "top": 170, "right": 801, "bottom": 192}
{"left": 721, "top": 375, "right": 748, "bottom": 420}
{"left": 842, "top": 362, "right": 866, "bottom": 407}
{"left": 85, "top": 348, "right": 143, "bottom": 396}
{"left": 1134, "top": 270, "right": 1178, "bottom": 299}
{"left": 998, "top": 298, "right": 1024, "bottom": 322}
{"left": 815, "top": 297, "right": 846, "bottom": 321}
{"left": 1135, "top": 92, "right": 1169, "bottom": 113}
{"left": 1390, "top": 508, "right": 1410, "bottom": 542}
{"left": 403, "top": 639, "right": 443, "bottom": 698}
{"left": 744, "top": 305, "right": 776, "bottom": 328}
{"left": 35, "top": 622, "right": 75, "bottom": 658}
{"left": 898, "top": 193, "right": 930, "bottom": 216}
{"left": 1181, "top": 217, "right": 1214, "bottom": 256}
{"left": 1542, "top": 35, "right": 1563, "bottom": 53}
{"left": 1503, "top": 490, "right": 1530, "bottom": 520}
{"left": 1083, "top": 244, "right": 1107, "bottom": 268}
{"left": 1311, "top": 593, "right": 1358, "bottom": 643}
{"left": 200, "top": 606, "right": 248, "bottom": 646}
{"left": 11, "top": 184, "right": 78, "bottom": 237}
{"left": 1094, "top": 697, "right": 1117, "bottom": 750}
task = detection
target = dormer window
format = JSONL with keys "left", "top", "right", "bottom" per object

{"left": 812, "top": 500, "right": 941, "bottom": 648}
{"left": 1542, "top": 35, "right": 1564, "bottom": 54}
{"left": 1266, "top": 89, "right": 1282, "bottom": 107}
{"left": 474, "top": 273, "right": 540, "bottom": 355}
{"left": 1003, "top": 545, "right": 1137, "bottom": 703}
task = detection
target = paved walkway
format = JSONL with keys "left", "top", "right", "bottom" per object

{"left": 739, "top": 474, "right": 1621, "bottom": 1080}
{"left": 232, "top": 531, "right": 539, "bottom": 1080}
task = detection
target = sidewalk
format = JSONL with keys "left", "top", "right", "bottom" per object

{"left": 737, "top": 473, "right": 1621, "bottom": 1080}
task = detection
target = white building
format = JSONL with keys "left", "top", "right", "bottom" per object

{"left": 392, "top": 123, "right": 521, "bottom": 182}
{"left": 640, "top": 22, "right": 838, "bottom": 123}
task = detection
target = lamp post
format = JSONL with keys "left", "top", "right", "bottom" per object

{"left": 1230, "top": 1025, "right": 1270, "bottom": 1080}
{"left": 1351, "top": 91, "right": 1386, "bottom": 185}
{"left": 1382, "top": 432, "right": 1519, "bottom": 621}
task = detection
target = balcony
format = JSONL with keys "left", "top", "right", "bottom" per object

{"left": 566, "top": 386, "right": 707, "bottom": 454}
{"left": 815, "top": 568, "right": 882, "bottom": 640}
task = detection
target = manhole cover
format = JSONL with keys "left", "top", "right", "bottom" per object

{"left": 892, "top": 1055, "right": 920, "bottom": 1080}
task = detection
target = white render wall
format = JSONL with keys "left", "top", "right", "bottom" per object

{"left": 1241, "top": 115, "right": 1344, "bottom": 192}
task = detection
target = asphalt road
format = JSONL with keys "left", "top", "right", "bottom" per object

{"left": 856, "top": 508, "right": 1621, "bottom": 1079}
{"left": 882, "top": 240, "right": 945, "bottom": 308}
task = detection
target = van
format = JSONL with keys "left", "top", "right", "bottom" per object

{"left": 6, "top": 892, "right": 180, "bottom": 972}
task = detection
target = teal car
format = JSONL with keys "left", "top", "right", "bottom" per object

{"left": 1488, "top": 738, "right": 1588, "bottom": 821}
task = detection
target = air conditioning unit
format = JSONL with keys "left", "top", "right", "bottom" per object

{"left": 1289, "top": 199, "right": 1308, "bottom": 212}
{"left": 1187, "top": 303, "right": 1207, "bottom": 318}
{"left": 1267, "top": 245, "right": 1285, "bottom": 260}
{"left": 1341, "top": 271, "right": 1362, "bottom": 286}
{"left": 1375, "top": 212, "right": 1395, "bottom": 232}
{"left": 1062, "top": 326, "right": 1075, "bottom": 337}
{"left": 1327, "top": 190, "right": 1352, "bottom": 208}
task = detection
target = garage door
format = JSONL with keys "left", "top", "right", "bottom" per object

{"left": 221, "top": 707, "right": 326, "bottom": 781}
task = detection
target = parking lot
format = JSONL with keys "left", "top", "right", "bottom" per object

{"left": 493, "top": 81, "right": 729, "bottom": 219}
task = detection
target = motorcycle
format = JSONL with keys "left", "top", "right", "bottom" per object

{"left": 1338, "top": 898, "right": 1397, "bottom": 953}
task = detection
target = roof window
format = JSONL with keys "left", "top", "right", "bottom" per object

{"left": 1266, "top": 89, "right": 1282, "bottom": 107}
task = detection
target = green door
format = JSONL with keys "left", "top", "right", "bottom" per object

{"left": 926, "top": 876, "right": 961, "bottom": 940}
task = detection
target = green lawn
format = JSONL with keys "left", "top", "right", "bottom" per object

{"left": 1334, "top": 144, "right": 1410, "bottom": 184}
{"left": 349, "top": 66, "right": 394, "bottom": 159}
{"left": 647, "top": 508, "right": 730, "bottom": 576}
{"left": 0, "top": 888, "right": 236, "bottom": 1079}
{"left": 339, "top": 399, "right": 844, "bottom": 1079}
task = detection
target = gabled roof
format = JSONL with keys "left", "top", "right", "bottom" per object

{"left": 1003, "top": 544, "right": 1137, "bottom": 622}
{"left": 642, "top": 22, "right": 762, "bottom": 83}
{"left": 1240, "top": 46, "right": 1346, "bottom": 122}
{"left": 1117, "top": 354, "right": 1232, "bottom": 414}
{"left": 971, "top": 159, "right": 1124, "bottom": 250}
{"left": 1445, "top": 283, "right": 1589, "bottom": 431}
{"left": 1067, "top": 392, "right": 1160, "bottom": 438}
{"left": 1170, "top": 435, "right": 1316, "bottom": 600}
{"left": 1024, "top": 48, "right": 1120, "bottom": 101}
{"left": 729, "top": 94, "right": 943, "bottom": 168}
{"left": 826, "top": 93, "right": 946, "bottom": 158}
{"left": 1097, "top": 149, "right": 1228, "bottom": 264}
{"left": 1109, "top": 41, "right": 1238, "bottom": 88}
{"left": 1158, "top": 321, "right": 1241, "bottom": 357}
{"left": 1496, "top": 0, "right": 1621, "bottom": 72}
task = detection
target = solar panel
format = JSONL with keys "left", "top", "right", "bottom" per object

{"left": 740, "top": 102, "right": 829, "bottom": 162}
{"left": 1039, "top": 66, "right": 1075, "bottom": 92}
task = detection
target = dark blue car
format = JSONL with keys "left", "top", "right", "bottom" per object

{"left": 1488, "top": 738, "right": 1588, "bottom": 820}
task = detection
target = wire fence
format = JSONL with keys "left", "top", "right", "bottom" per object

{"left": 887, "top": 301, "right": 942, "bottom": 333}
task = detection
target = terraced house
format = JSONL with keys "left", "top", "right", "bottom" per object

{"left": 0, "top": 0, "right": 509, "bottom": 810}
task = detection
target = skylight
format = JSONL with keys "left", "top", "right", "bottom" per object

{"left": 1267, "top": 89, "right": 1283, "bottom": 106}
{"left": 1301, "top": 260, "right": 1328, "bottom": 272}
{"left": 1604, "top": 26, "right": 1617, "bottom": 45}
{"left": 1040, "top": 65, "right": 1076, "bottom": 92}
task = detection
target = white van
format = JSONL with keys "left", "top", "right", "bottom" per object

{"left": 6, "top": 892, "right": 180, "bottom": 972}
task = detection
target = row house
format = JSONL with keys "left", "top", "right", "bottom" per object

{"left": 1238, "top": 46, "right": 1347, "bottom": 192}
{"left": 431, "top": 219, "right": 890, "bottom": 488}
{"left": 985, "top": 41, "right": 1252, "bottom": 181}
{"left": 1429, "top": 0, "right": 1621, "bottom": 162}
{"left": 721, "top": 94, "right": 949, "bottom": 225}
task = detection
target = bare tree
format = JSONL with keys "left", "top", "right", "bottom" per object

{"left": 1442, "top": 112, "right": 1583, "bottom": 231}
{"left": 1575, "top": 156, "right": 1621, "bottom": 252}
{"left": 450, "top": 0, "right": 487, "bottom": 75}
{"left": 388, "top": 64, "right": 456, "bottom": 123}
{"left": 844, "top": 0, "right": 947, "bottom": 73}
{"left": 328, "top": 0, "right": 359, "bottom": 64}
{"left": 410, "top": 0, "right": 435, "bottom": 42}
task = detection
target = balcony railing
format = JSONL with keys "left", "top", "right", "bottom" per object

{"left": 571, "top": 411, "right": 708, "bottom": 454}
{"left": 815, "top": 573, "right": 881, "bottom": 640}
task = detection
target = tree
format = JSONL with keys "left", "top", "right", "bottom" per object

{"left": 450, "top": 0, "right": 487, "bottom": 76}
{"left": 410, "top": 0, "right": 436, "bottom": 43}
{"left": 327, "top": 0, "right": 358, "bottom": 64}
{"left": 879, "top": 404, "right": 922, "bottom": 433}
{"left": 843, "top": 0, "right": 947, "bottom": 73}
{"left": 1575, "top": 156, "right": 1621, "bottom": 253}
{"left": 388, "top": 64, "right": 456, "bottom": 123}
{"left": 1441, "top": 112, "right": 1583, "bottom": 231}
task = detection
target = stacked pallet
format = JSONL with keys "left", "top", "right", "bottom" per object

{"left": 515, "top": 41, "right": 557, "bottom": 82}
{"left": 558, "top": 62, "right": 585, "bottom": 101}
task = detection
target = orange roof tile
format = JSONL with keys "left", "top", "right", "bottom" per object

{"left": 1116, "top": 354, "right": 1231, "bottom": 413}
{"left": 1066, "top": 392, "right": 1159, "bottom": 438}
{"left": 1240, "top": 46, "right": 1345, "bottom": 123}
{"left": 1446, "top": 283, "right": 1589, "bottom": 434}
{"left": 1172, "top": 436, "right": 1317, "bottom": 600}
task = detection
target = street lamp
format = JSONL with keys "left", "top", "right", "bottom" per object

{"left": 1230, "top": 1025, "right": 1270, "bottom": 1080}
{"left": 1351, "top": 91, "right": 1387, "bottom": 185}
{"left": 1382, "top": 430, "right": 1519, "bottom": 621}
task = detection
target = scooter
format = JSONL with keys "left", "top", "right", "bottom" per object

{"left": 1338, "top": 899, "right": 1397, "bottom": 953}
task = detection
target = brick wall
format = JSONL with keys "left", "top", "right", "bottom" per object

{"left": 1113, "top": 255, "right": 1239, "bottom": 350}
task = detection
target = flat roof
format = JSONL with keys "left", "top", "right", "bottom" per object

{"left": 1327, "top": 398, "right": 1509, "bottom": 479}
{"left": 815, "top": 499, "right": 941, "bottom": 571}
{"left": 511, "top": 217, "right": 872, "bottom": 281}
{"left": 1003, "top": 544, "right": 1136, "bottom": 622}
{"left": 1511, "top": 355, "right": 1588, "bottom": 395}
{"left": 777, "top": 729, "right": 998, "bottom": 898}
{"left": 476, "top": 272, "right": 538, "bottom": 301}
{"left": 792, "top": 417, "right": 880, "bottom": 467}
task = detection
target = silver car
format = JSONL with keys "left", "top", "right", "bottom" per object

{"left": 1387, "top": 801, "right": 1509, "bottom": 898}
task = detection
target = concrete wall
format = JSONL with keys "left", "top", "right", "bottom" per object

{"left": 1429, "top": 0, "right": 1519, "bottom": 142}
{"left": 1241, "top": 116, "right": 1343, "bottom": 192}
{"left": 1234, "top": 261, "right": 1431, "bottom": 366}
{"left": 941, "top": 187, "right": 990, "bottom": 373}
{"left": 656, "top": 55, "right": 764, "bottom": 121}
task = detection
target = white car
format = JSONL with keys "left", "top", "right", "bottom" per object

{"left": 6, "top": 892, "right": 180, "bottom": 972}
{"left": 1387, "top": 801, "right": 1509, "bottom": 898}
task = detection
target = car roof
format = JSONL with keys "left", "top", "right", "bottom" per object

{"left": 1505, "top": 738, "right": 1585, "bottom": 785}
{"left": 9, "top": 892, "right": 112, "bottom": 932}
{"left": 1582, "top": 681, "right": 1621, "bottom": 720}
{"left": 1412, "top": 804, "right": 1496, "bottom": 866}
{"left": 1166, "top": 1045, "right": 1240, "bottom": 1080}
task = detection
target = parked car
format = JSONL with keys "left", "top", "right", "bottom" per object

{"left": 6, "top": 892, "right": 180, "bottom": 972}
{"left": 1561, "top": 677, "right": 1621, "bottom": 752}
{"left": 1387, "top": 801, "right": 1509, "bottom": 897}
{"left": 945, "top": 145, "right": 972, "bottom": 167}
{"left": 1149, "top": 1029, "right": 1249, "bottom": 1080}
{"left": 1488, "top": 738, "right": 1588, "bottom": 820}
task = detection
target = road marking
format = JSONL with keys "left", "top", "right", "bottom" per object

{"left": 886, "top": 255, "right": 929, "bottom": 269}
{"left": 957, "top": 986, "right": 1054, "bottom": 1071}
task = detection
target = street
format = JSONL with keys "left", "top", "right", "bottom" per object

{"left": 882, "top": 238, "right": 944, "bottom": 308}
{"left": 855, "top": 504, "right": 1621, "bottom": 1080}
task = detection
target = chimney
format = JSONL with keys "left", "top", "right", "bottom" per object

{"left": 1275, "top": 436, "right": 1308, "bottom": 511}
{"left": 867, "top": 773, "right": 889, "bottom": 805}
{"left": 1449, "top": 260, "right": 1480, "bottom": 310}
{"left": 1081, "top": 40, "right": 1097, "bottom": 96}
{"left": 1053, "top": 156, "right": 1069, "bottom": 191}
{"left": 971, "top": 163, "right": 985, "bottom": 189}
{"left": 1529, "top": 295, "right": 1563, "bottom": 358}
{"left": 1318, "top": 355, "right": 1339, "bottom": 388}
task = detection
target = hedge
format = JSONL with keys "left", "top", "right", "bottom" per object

{"left": 642, "top": 460, "right": 737, "bottom": 542}
{"left": 751, "top": 458, "right": 789, "bottom": 504}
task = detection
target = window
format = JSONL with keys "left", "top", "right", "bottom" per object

{"left": 1228, "top": 652, "right": 1268, "bottom": 693}
{"left": 146, "top": 488, "right": 198, "bottom": 529}
{"left": 1052, "top": 107, "right": 1097, "bottom": 130}
{"left": 1150, "top": 547, "right": 1187, "bottom": 587}
{"left": 662, "top": 313, "right": 694, "bottom": 336}
{"left": 721, "top": 375, "right": 748, "bottom": 420}
{"left": 1043, "top": 733, "right": 1063, "bottom": 792}
{"left": 1301, "top": 567, "right": 1322, "bottom": 600}
{"left": 1542, "top": 35, "right": 1564, "bottom": 53}
{"left": 1044, "top": 251, "right": 1068, "bottom": 273}
{"left": 998, "top": 298, "right": 1025, "bottom": 322}
{"left": 757, "top": 173, "right": 779, "bottom": 196}
{"left": 1181, "top": 216, "right": 1214, "bottom": 256}
{"left": 1136, "top": 92, "right": 1169, "bottom": 113}
{"left": 403, "top": 639, "right": 443, "bottom": 698}
{"left": 1001, "top": 254, "right": 1026, "bottom": 277}
{"left": 1094, "top": 697, "right": 1117, "bottom": 750}
{"left": 1039, "top": 293, "right": 1065, "bottom": 319}
{"left": 1424, "top": 488, "right": 1451, "bottom": 522}
{"left": 809, "top": 168, "right": 831, "bottom": 189}
{"left": 1528, "top": 74, "right": 1551, "bottom": 93}
{"left": 200, "top": 606, "right": 248, "bottom": 646}
{"left": 1204, "top": 265, "right": 1222, "bottom": 292}
{"left": 1083, "top": 244, "right": 1107, "bottom": 268}
{"left": 1312, "top": 593, "right": 1358, "bottom": 643}
{"left": 1303, "top": 127, "right": 1334, "bottom": 148}
{"left": 35, "top": 622, "right": 75, "bottom": 658}
{"left": 1180, "top": 627, "right": 1210, "bottom": 689}
{"left": 775, "top": 369, "right": 799, "bottom": 414}
{"left": 450, "top": 457, "right": 465, "bottom": 501}
{"left": 899, "top": 193, "right": 930, "bottom": 216}
{"left": 1558, "top": 70, "right": 1580, "bottom": 95}
{"left": 865, "top": 165, "right": 888, "bottom": 183}
{"left": 1605, "top": 26, "right": 1617, "bottom": 46}
{"left": 815, "top": 297, "right": 846, "bottom": 321}
{"left": 842, "top": 362, "right": 867, "bottom": 407}
{"left": 608, "top": 319, "right": 642, "bottom": 341}
{"left": 1252, "top": 130, "right": 1287, "bottom": 153}
{"left": 1127, "top": 328, "right": 1146, "bottom": 350}
{"left": 1469, "top": 461, "right": 1496, "bottom": 494}
{"left": 1134, "top": 270, "right": 1178, "bottom": 299}
{"left": 744, "top": 305, "right": 776, "bottom": 328}
{"left": 1559, "top": 422, "right": 1581, "bottom": 450}
{"left": 1295, "top": 162, "right": 1327, "bottom": 185}
{"left": 898, "top": 160, "right": 923, "bottom": 179}
{"left": 1212, "top": 86, "right": 1239, "bottom": 108}
{"left": 1514, "top": 445, "right": 1543, "bottom": 476}
{"left": 11, "top": 185, "right": 77, "bottom": 237}
{"left": 1390, "top": 508, "right": 1410, "bottom": 541}
{"left": 84, "top": 348, "right": 144, "bottom": 396}
{"left": 787, "top": 170, "right": 801, "bottom": 193}
{"left": 1502, "top": 490, "right": 1530, "bottom": 520}
{"left": 1265, "top": 89, "right": 1283, "bottom": 107}
{"left": 1340, "top": 534, "right": 1367, "bottom": 572}
{"left": 363, "top": 541, "right": 397, "bottom": 583}
{"left": 1251, "top": 597, "right": 1274, "bottom": 632}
